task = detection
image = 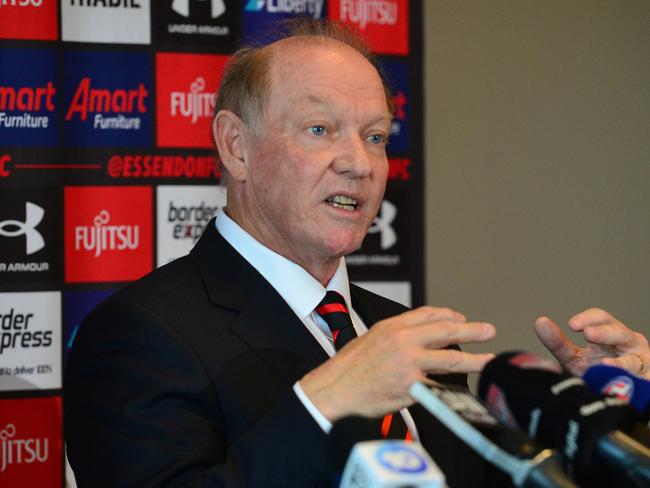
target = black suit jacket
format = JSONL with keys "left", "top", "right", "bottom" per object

{"left": 64, "top": 222, "right": 486, "bottom": 487}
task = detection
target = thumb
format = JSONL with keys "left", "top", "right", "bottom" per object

{"left": 534, "top": 316, "right": 579, "bottom": 367}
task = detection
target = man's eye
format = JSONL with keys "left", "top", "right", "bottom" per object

{"left": 368, "top": 134, "right": 386, "bottom": 145}
{"left": 310, "top": 126, "right": 326, "bottom": 136}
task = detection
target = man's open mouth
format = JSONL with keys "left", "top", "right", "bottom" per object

{"left": 326, "top": 195, "right": 359, "bottom": 211}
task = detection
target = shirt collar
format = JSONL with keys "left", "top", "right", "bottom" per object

{"left": 215, "top": 207, "right": 352, "bottom": 320}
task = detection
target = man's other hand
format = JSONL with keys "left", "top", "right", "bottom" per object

{"left": 534, "top": 308, "right": 650, "bottom": 379}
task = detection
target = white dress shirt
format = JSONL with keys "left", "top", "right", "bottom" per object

{"left": 215, "top": 208, "right": 418, "bottom": 439}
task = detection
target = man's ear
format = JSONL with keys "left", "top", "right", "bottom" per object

{"left": 213, "top": 110, "right": 250, "bottom": 182}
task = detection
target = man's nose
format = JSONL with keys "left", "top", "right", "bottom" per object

{"left": 332, "top": 135, "right": 373, "bottom": 178}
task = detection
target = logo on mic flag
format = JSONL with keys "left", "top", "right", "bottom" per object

{"left": 376, "top": 443, "right": 427, "bottom": 473}
{"left": 602, "top": 376, "right": 635, "bottom": 402}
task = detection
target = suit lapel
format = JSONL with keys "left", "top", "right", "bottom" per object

{"left": 190, "top": 220, "right": 328, "bottom": 385}
{"left": 349, "top": 283, "right": 408, "bottom": 327}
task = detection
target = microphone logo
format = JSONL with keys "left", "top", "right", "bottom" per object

{"left": 602, "top": 376, "right": 635, "bottom": 402}
{"left": 375, "top": 444, "right": 427, "bottom": 474}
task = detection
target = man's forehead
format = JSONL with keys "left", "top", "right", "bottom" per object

{"left": 267, "top": 39, "right": 383, "bottom": 94}
{"left": 267, "top": 36, "right": 374, "bottom": 78}
{"left": 294, "top": 94, "right": 391, "bottom": 124}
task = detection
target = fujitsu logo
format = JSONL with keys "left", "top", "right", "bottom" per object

{"left": 367, "top": 200, "right": 396, "bottom": 250}
{"left": 0, "top": 0, "right": 44, "bottom": 7}
{"left": 65, "top": 78, "right": 148, "bottom": 121}
{"left": 0, "top": 202, "right": 45, "bottom": 255}
{"left": 0, "top": 424, "right": 49, "bottom": 473}
{"left": 170, "top": 77, "right": 215, "bottom": 124}
{"left": 171, "top": 0, "right": 225, "bottom": 18}
{"left": 74, "top": 210, "right": 140, "bottom": 258}
{"left": 339, "top": 0, "right": 398, "bottom": 29}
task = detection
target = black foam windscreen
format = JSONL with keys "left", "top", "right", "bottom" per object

{"left": 478, "top": 351, "right": 640, "bottom": 485}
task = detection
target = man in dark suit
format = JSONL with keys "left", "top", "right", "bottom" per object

{"left": 65, "top": 19, "right": 650, "bottom": 487}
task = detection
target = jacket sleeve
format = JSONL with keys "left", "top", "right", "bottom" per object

{"left": 64, "top": 300, "right": 332, "bottom": 488}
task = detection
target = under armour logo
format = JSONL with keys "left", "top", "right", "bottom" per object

{"left": 0, "top": 202, "right": 45, "bottom": 255}
{"left": 368, "top": 200, "right": 397, "bottom": 250}
{"left": 171, "top": 0, "right": 226, "bottom": 18}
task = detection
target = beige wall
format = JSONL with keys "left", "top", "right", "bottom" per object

{"left": 423, "top": 1, "right": 649, "bottom": 373}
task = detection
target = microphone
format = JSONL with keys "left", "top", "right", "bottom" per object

{"left": 478, "top": 351, "right": 650, "bottom": 487}
{"left": 409, "top": 382, "right": 576, "bottom": 488}
{"left": 328, "top": 416, "right": 445, "bottom": 487}
{"left": 583, "top": 364, "right": 650, "bottom": 421}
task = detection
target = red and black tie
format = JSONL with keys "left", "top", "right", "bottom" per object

{"left": 315, "top": 291, "right": 412, "bottom": 442}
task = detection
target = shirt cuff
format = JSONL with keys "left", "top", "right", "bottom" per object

{"left": 293, "top": 381, "right": 333, "bottom": 434}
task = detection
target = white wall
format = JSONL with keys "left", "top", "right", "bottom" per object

{"left": 424, "top": 1, "right": 650, "bottom": 376}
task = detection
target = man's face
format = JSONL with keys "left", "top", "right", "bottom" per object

{"left": 237, "top": 39, "right": 391, "bottom": 275}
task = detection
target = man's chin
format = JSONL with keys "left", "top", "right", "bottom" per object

{"left": 321, "top": 233, "right": 365, "bottom": 259}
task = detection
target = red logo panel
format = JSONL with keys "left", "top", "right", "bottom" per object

{"left": 329, "top": 0, "right": 409, "bottom": 55}
{"left": 0, "top": 397, "right": 62, "bottom": 487}
{"left": 0, "top": 0, "right": 57, "bottom": 41}
{"left": 156, "top": 53, "right": 229, "bottom": 148}
{"left": 64, "top": 186, "right": 152, "bottom": 283}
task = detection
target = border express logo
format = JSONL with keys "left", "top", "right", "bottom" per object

{"left": 63, "top": 50, "right": 152, "bottom": 147}
{"left": 0, "top": 188, "right": 62, "bottom": 286}
{"left": 0, "top": 48, "right": 58, "bottom": 147}
{"left": 329, "top": 0, "right": 409, "bottom": 55}
{"left": 157, "top": 185, "right": 226, "bottom": 266}
{"left": 243, "top": 0, "right": 326, "bottom": 41}
{"left": 64, "top": 186, "right": 152, "bottom": 283}
{"left": 0, "top": 397, "right": 62, "bottom": 485}
{"left": 0, "top": 292, "right": 61, "bottom": 392}
{"left": 156, "top": 53, "right": 229, "bottom": 148}
{"left": 156, "top": 0, "right": 240, "bottom": 50}
{"left": 0, "top": 0, "right": 57, "bottom": 41}
{"left": 61, "top": 0, "right": 150, "bottom": 44}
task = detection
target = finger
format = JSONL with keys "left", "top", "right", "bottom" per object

{"left": 568, "top": 308, "right": 615, "bottom": 331}
{"left": 602, "top": 354, "right": 647, "bottom": 375}
{"left": 410, "top": 321, "right": 495, "bottom": 349}
{"left": 421, "top": 349, "right": 496, "bottom": 374}
{"left": 390, "top": 306, "right": 467, "bottom": 326}
{"left": 534, "top": 316, "right": 580, "bottom": 366}
{"left": 582, "top": 323, "right": 636, "bottom": 348}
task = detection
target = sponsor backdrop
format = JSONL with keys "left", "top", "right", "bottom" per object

{"left": 0, "top": 1, "right": 423, "bottom": 485}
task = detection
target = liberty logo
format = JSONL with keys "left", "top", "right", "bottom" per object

{"left": 171, "top": 0, "right": 225, "bottom": 18}
{"left": 74, "top": 210, "right": 140, "bottom": 258}
{"left": 367, "top": 200, "right": 397, "bottom": 250}
{"left": 170, "top": 77, "right": 215, "bottom": 124}
{"left": 244, "top": 0, "right": 324, "bottom": 18}
{"left": 0, "top": 202, "right": 45, "bottom": 255}
{"left": 244, "top": 0, "right": 264, "bottom": 10}
{"left": 0, "top": 423, "right": 49, "bottom": 473}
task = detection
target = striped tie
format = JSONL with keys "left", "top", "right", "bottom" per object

{"left": 315, "top": 291, "right": 412, "bottom": 442}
